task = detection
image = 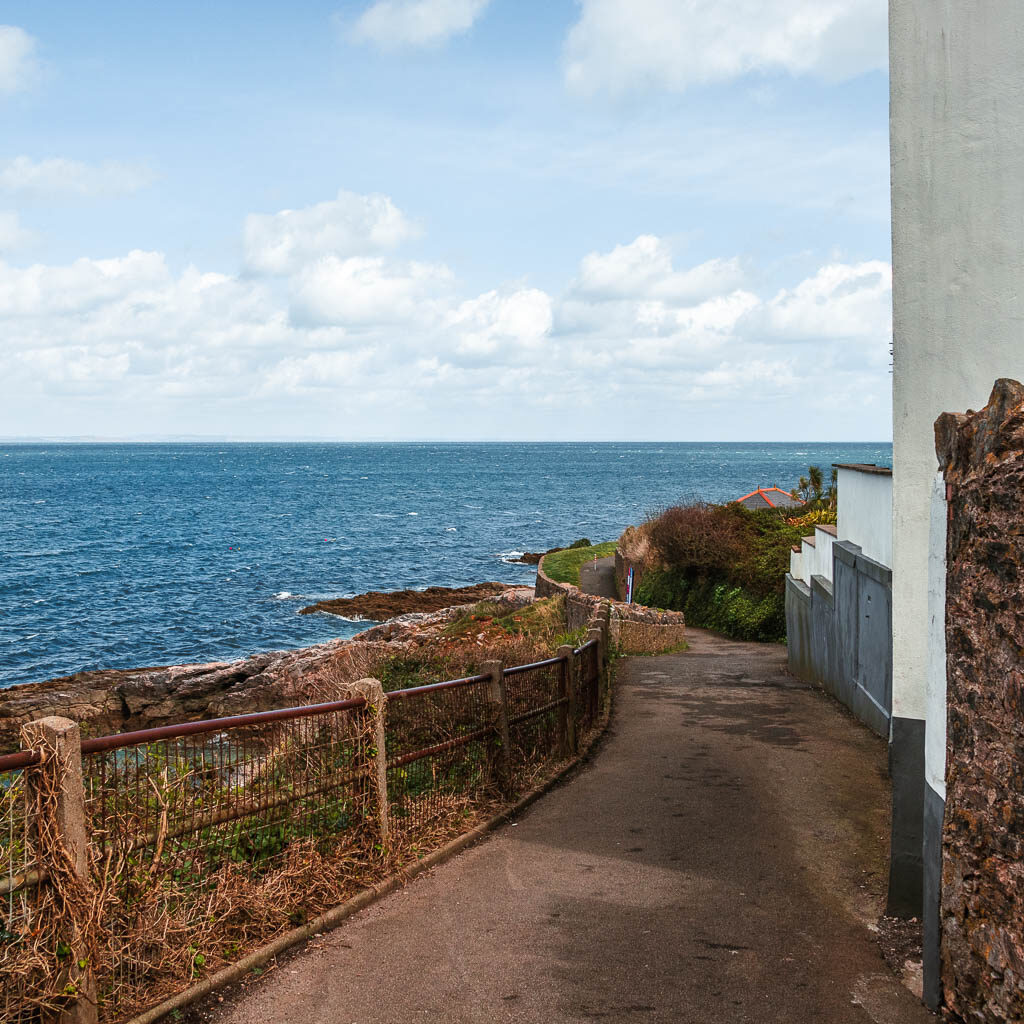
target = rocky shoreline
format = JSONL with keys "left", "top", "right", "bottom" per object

{"left": 0, "top": 585, "right": 536, "bottom": 754}
{"left": 298, "top": 581, "right": 510, "bottom": 620}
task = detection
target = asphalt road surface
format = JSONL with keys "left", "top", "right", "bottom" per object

{"left": 214, "top": 629, "right": 933, "bottom": 1024}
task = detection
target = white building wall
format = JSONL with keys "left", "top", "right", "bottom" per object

{"left": 890, "top": 0, "right": 1024, "bottom": 722}
{"left": 836, "top": 468, "right": 892, "bottom": 569}
{"left": 811, "top": 528, "right": 835, "bottom": 583}
{"left": 798, "top": 529, "right": 835, "bottom": 585}
{"left": 925, "top": 473, "right": 947, "bottom": 799}
{"left": 789, "top": 547, "right": 803, "bottom": 583}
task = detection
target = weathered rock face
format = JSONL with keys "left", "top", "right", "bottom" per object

{"left": 0, "top": 588, "right": 536, "bottom": 754}
{"left": 935, "top": 378, "right": 1024, "bottom": 1024}
{"left": 0, "top": 639, "right": 389, "bottom": 753}
{"left": 299, "top": 581, "right": 510, "bottom": 620}
{"left": 351, "top": 588, "right": 533, "bottom": 642}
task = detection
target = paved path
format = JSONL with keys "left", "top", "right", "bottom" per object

{"left": 215, "top": 631, "right": 932, "bottom": 1024}
{"left": 579, "top": 555, "right": 617, "bottom": 598}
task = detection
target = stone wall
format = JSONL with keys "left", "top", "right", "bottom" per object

{"left": 935, "top": 379, "right": 1024, "bottom": 1024}
{"left": 536, "top": 554, "right": 687, "bottom": 655}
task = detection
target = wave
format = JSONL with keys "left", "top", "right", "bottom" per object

{"left": 498, "top": 550, "right": 525, "bottom": 564}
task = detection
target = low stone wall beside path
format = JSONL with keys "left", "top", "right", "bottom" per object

{"left": 535, "top": 552, "right": 687, "bottom": 655}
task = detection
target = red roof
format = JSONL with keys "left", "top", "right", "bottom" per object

{"left": 735, "top": 487, "right": 803, "bottom": 509}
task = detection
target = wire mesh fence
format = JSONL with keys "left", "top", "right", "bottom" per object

{"left": 79, "top": 698, "right": 375, "bottom": 1016}
{"left": 0, "top": 755, "right": 49, "bottom": 1023}
{"left": 504, "top": 658, "right": 565, "bottom": 780}
{"left": 1, "top": 622, "right": 610, "bottom": 1022}
{"left": 385, "top": 675, "right": 496, "bottom": 841}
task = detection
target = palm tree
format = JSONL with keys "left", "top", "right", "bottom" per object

{"left": 808, "top": 465, "right": 824, "bottom": 502}
{"left": 826, "top": 467, "right": 838, "bottom": 510}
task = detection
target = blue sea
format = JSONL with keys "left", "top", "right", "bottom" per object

{"left": 0, "top": 442, "right": 891, "bottom": 689}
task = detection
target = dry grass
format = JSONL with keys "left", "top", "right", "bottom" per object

{"left": 2, "top": 601, "right": 601, "bottom": 1023}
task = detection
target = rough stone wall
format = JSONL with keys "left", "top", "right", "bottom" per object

{"left": 536, "top": 555, "right": 686, "bottom": 655}
{"left": 614, "top": 549, "right": 646, "bottom": 603}
{"left": 610, "top": 621, "right": 687, "bottom": 655}
{"left": 935, "top": 378, "right": 1024, "bottom": 1023}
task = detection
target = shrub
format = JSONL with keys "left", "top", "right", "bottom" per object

{"left": 626, "top": 500, "right": 808, "bottom": 642}
{"left": 635, "top": 571, "right": 786, "bottom": 643}
{"left": 644, "top": 501, "right": 750, "bottom": 576}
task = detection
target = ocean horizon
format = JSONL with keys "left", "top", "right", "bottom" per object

{"left": 0, "top": 441, "right": 892, "bottom": 689}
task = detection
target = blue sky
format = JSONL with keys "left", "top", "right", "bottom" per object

{"left": 0, "top": 1, "right": 893, "bottom": 440}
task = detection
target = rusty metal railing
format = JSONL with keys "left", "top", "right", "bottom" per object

{"left": 0, "top": 624, "right": 611, "bottom": 1022}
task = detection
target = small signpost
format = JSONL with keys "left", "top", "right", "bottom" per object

{"left": 626, "top": 565, "right": 634, "bottom": 604}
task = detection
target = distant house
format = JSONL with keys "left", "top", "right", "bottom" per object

{"left": 734, "top": 487, "right": 803, "bottom": 511}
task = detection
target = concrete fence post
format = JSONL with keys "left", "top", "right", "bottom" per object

{"left": 21, "top": 716, "right": 98, "bottom": 1024}
{"left": 481, "top": 660, "right": 512, "bottom": 795}
{"left": 348, "top": 679, "right": 389, "bottom": 847}
{"left": 556, "top": 645, "right": 577, "bottom": 756}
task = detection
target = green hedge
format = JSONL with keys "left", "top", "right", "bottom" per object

{"left": 635, "top": 569, "right": 786, "bottom": 643}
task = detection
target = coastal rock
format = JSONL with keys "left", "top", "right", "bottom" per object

{"left": 352, "top": 587, "right": 533, "bottom": 642}
{"left": 299, "top": 581, "right": 511, "bottom": 620}
{"left": 0, "top": 588, "right": 535, "bottom": 753}
{"left": 0, "top": 638, "right": 391, "bottom": 753}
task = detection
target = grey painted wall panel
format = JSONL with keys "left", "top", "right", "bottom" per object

{"left": 923, "top": 783, "right": 944, "bottom": 1011}
{"left": 786, "top": 541, "right": 892, "bottom": 740}
{"left": 785, "top": 577, "right": 813, "bottom": 681}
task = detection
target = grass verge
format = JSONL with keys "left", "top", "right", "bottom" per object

{"left": 542, "top": 541, "right": 617, "bottom": 586}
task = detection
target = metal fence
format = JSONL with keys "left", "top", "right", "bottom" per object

{"left": 0, "top": 626, "right": 608, "bottom": 1024}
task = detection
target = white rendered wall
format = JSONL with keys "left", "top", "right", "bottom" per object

{"left": 790, "top": 547, "right": 803, "bottom": 583}
{"left": 925, "top": 473, "right": 947, "bottom": 798}
{"left": 812, "top": 528, "right": 835, "bottom": 584}
{"left": 890, "top": 1, "right": 1024, "bottom": 722}
{"left": 837, "top": 469, "right": 892, "bottom": 569}
{"left": 798, "top": 529, "right": 834, "bottom": 585}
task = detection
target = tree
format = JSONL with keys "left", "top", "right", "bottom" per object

{"left": 826, "top": 467, "right": 838, "bottom": 510}
{"left": 808, "top": 465, "right": 824, "bottom": 501}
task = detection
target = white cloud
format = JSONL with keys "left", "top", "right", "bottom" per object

{"left": 0, "top": 26, "right": 38, "bottom": 96}
{"left": 350, "top": 0, "right": 490, "bottom": 49}
{"left": 0, "top": 156, "right": 154, "bottom": 197}
{"left": 766, "top": 260, "right": 891, "bottom": 344}
{"left": 0, "top": 201, "right": 891, "bottom": 438}
{"left": 572, "top": 235, "right": 744, "bottom": 302}
{"left": 0, "top": 211, "right": 34, "bottom": 252}
{"left": 244, "top": 190, "right": 417, "bottom": 275}
{"left": 686, "top": 358, "right": 797, "bottom": 400}
{"left": 264, "top": 349, "right": 375, "bottom": 392}
{"left": 558, "top": 235, "right": 758, "bottom": 355}
{"left": 290, "top": 255, "right": 454, "bottom": 326}
{"left": 446, "top": 288, "right": 552, "bottom": 358}
{"left": 0, "top": 250, "right": 170, "bottom": 317}
{"left": 564, "top": 0, "right": 888, "bottom": 96}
